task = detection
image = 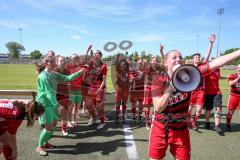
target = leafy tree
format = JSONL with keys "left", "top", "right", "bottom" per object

{"left": 183, "top": 55, "right": 192, "bottom": 62}
{"left": 141, "top": 51, "right": 146, "bottom": 59}
{"left": 102, "top": 55, "right": 112, "bottom": 61}
{"left": 131, "top": 51, "right": 139, "bottom": 62}
{"left": 221, "top": 48, "right": 240, "bottom": 65}
{"left": 30, "top": 50, "right": 42, "bottom": 59}
{"left": 5, "top": 41, "right": 25, "bottom": 59}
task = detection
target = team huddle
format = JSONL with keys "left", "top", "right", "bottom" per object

{"left": 1, "top": 34, "right": 240, "bottom": 160}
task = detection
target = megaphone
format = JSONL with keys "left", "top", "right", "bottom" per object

{"left": 172, "top": 64, "right": 202, "bottom": 92}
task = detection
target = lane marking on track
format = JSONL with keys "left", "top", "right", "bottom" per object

{"left": 123, "top": 123, "right": 139, "bottom": 160}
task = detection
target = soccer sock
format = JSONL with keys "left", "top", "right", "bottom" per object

{"left": 145, "top": 107, "right": 150, "bottom": 124}
{"left": 226, "top": 112, "right": 232, "bottom": 125}
{"left": 116, "top": 105, "right": 120, "bottom": 119}
{"left": 122, "top": 105, "right": 127, "bottom": 116}
{"left": 98, "top": 108, "right": 105, "bottom": 123}
{"left": 38, "top": 128, "right": 53, "bottom": 147}
{"left": 192, "top": 114, "right": 199, "bottom": 128}
{"left": 99, "top": 116, "right": 105, "bottom": 123}
{"left": 138, "top": 106, "right": 143, "bottom": 118}
{"left": 2, "top": 145, "right": 12, "bottom": 160}
{"left": 131, "top": 107, "right": 136, "bottom": 117}
{"left": 87, "top": 106, "right": 96, "bottom": 119}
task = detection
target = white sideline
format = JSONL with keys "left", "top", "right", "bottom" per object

{"left": 123, "top": 123, "right": 139, "bottom": 160}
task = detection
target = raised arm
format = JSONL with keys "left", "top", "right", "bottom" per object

{"left": 82, "top": 45, "right": 92, "bottom": 65}
{"left": 209, "top": 49, "right": 240, "bottom": 71}
{"left": 160, "top": 44, "right": 164, "bottom": 65}
{"left": 203, "top": 34, "right": 215, "bottom": 63}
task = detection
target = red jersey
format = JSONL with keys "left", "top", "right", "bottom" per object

{"left": 0, "top": 100, "right": 24, "bottom": 134}
{"left": 229, "top": 74, "right": 240, "bottom": 98}
{"left": 193, "top": 63, "right": 207, "bottom": 90}
{"left": 84, "top": 61, "right": 107, "bottom": 86}
{"left": 152, "top": 63, "right": 211, "bottom": 129}
{"left": 205, "top": 69, "right": 221, "bottom": 95}
{"left": 129, "top": 67, "right": 145, "bottom": 90}
{"left": 116, "top": 66, "right": 130, "bottom": 89}
{"left": 55, "top": 67, "right": 69, "bottom": 96}
{"left": 67, "top": 64, "right": 84, "bottom": 90}
{"left": 146, "top": 65, "right": 164, "bottom": 85}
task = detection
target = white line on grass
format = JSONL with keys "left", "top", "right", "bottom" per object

{"left": 123, "top": 123, "right": 139, "bottom": 160}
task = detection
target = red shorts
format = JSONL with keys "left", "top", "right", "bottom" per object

{"left": 7, "top": 120, "right": 22, "bottom": 135}
{"left": 81, "top": 84, "right": 90, "bottom": 98}
{"left": 116, "top": 86, "right": 129, "bottom": 103}
{"left": 57, "top": 95, "right": 69, "bottom": 110}
{"left": 88, "top": 84, "right": 106, "bottom": 102}
{"left": 143, "top": 85, "right": 152, "bottom": 105}
{"left": 227, "top": 95, "right": 240, "bottom": 111}
{"left": 0, "top": 118, "right": 22, "bottom": 136}
{"left": 190, "top": 90, "right": 205, "bottom": 106}
{"left": 130, "top": 89, "right": 144, "bottom": 104}
{"left": 0, "top": 118, "right": 7, "bottom": 136}
{"left": 149, "top": 120, "right": 191, "bottom": 160}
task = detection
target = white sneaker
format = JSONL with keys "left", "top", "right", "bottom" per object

{"left": 61, "top": 128, "right": 69, "bottom": 136}
{"left": 146, "top": 124, "right": 151, "bottom": 130}
{"left": 36, "top": 147, "right": 48, "bottom": 156}
{"left": 67, "top": 121, "right": 74, "bottom": 128}
{"left": 81, "top": 109, "right": 86, "bottom": 117}
{"left": 97, "top": 123, "right": 106, "bottom": 130}
{"left": 87, "top": 119, "right": 96, "bottom": 126}
{"left": 71, "top": 121, "right": 77, "bottom": 127}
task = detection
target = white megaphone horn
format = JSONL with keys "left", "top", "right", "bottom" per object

{"left": 172, "top": 64, "right": 202, "bottom": 92}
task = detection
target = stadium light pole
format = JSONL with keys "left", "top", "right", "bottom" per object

{"left": 19, "top": 27, "right": 23, "bottom": 45}
{"left": 216, "top": 8, "right": 224, "bottom": 57}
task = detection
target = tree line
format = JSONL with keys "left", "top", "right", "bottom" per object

{"left": 4, "top": 41, "right": 240, "bottom": 65}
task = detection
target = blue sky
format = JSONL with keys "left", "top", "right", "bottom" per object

{"left": 0, "top": 0, "right": 239, "bottom": 58}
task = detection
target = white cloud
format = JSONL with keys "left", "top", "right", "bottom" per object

{"left": 72, "top": 35, "right": 80, "bottom": 39}
{"left": 37, "top": 0, "right": 178, "bottom": 22}
{"left": 22, "top": 0, "right": 55, "bottom": 12}
{"left": 62, "top": 24, "right": 93, "bottom": 35}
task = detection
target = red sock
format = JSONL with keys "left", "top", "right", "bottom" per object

{"left": 131, "top": 107, "right": 136, "bottom": 117}
{"left": 192, "top": 114, "right": 199, "bottom": 128}
{"left": 99, "top": 116, "right": 104, "bottom": 123}
{"left": 226, "top": 112, "right": 232, "bottom": 125}
{"left": 88, "top": 106, "right": 96, "bottom": 119}
{"left": 145, "top": 108, "right": 150, "bottom": 124}
{"left": 3, "top": 145, "right": 12, "bottom": 160}
{"left": 122, "top": 105, "right": 126, "bottom": 115}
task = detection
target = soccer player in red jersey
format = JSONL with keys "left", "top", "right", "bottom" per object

{"left": 226, "top": 64, "right": 240, "bottom": 131}
{"left": 55, "top": 56, "right": 71, "bottom": 136}
{"left": 143, "top": 57, "right": 165, "bottom": 129}
{"left": 0, "top": 99, "right": 44, "bottom": 160}
{"left": 67, "top": 54, "right": 84, "bottom": 127}
{"left": 84, "top": 50, "right": 107, "bottom": 129}
{"left": 149, "top": 49, "right": 240, "bottom": 160}
{"left": 115, "top": 54, "right": 130, "bottom": 123}
{"left": 129, "top": 58, "right": 145, "bottom": 122}
{"left": 188, "top": 34, "right": 215, "bottom": 131}
{"left": 203, "top": 62, "right": 227, "bottom": 135}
